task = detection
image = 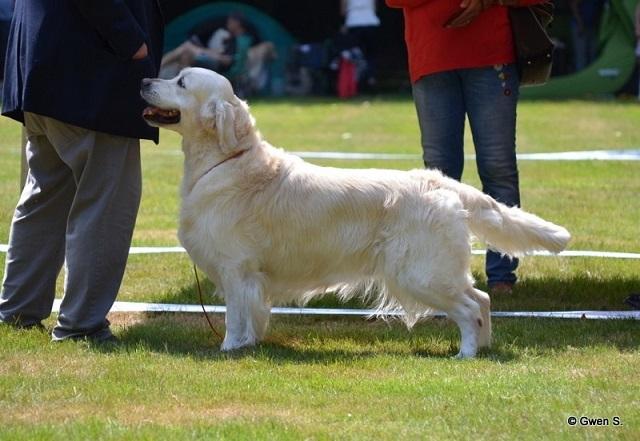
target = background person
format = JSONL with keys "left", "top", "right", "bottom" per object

{"left": 0, "top": 0, "right": 164, "bottom": 342}
{"left": 161, "top": 12, "right": 275, "bottom": 96}
{"left": 341, "top": 0, "right": 381, "bottom": 89}
{"left": 386, "top": 0, "right": 546, "bottom": 295}
{"left": 160, "top": 13, "right": 253, "bottom": 78}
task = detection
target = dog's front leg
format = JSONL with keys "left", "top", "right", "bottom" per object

{"left": 221, "top": 276, "right": 271, "bottom": 351}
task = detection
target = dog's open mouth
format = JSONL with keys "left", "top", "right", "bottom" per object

{"left": 142, "top": 106, "right": 181, "bottom": 125}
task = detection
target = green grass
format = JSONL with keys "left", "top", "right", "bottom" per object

{"left": 0, "top": 97, "right": 639, "bottom": 439}
{"left": 1, "top": 317, "right": 638, "bottom": 440}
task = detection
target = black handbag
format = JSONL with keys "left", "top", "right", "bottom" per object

{"left": 508, "top": 2, "right": 554, "bottom": 86}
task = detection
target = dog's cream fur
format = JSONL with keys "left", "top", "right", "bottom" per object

{"left": 141, "top": 68, "right": 571, "bottom": 358}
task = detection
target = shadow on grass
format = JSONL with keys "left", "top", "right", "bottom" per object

{"left": 156, "top": 272, "right": 640, "bottom": 312}
{"left": 487, "top": 274, "right": 640, "bottom": 312}
{"left": 113, "top": 313, "right": 462, "bottom": 361}
{"left": 111, "top": 313, "right": 639, "bottom": 365}
{"left": 108, "top": 272, "right": 639, "bottom": 363}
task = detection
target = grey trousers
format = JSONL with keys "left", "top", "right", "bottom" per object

{"left": 0, "top": 113, "right": 141, "bottom": 340}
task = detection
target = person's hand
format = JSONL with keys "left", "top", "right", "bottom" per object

{"left": 446, "top": 0, "right": 494, "bottom": 28}
{"left": 132, "top": 43, "right": 148, "bottom": 60}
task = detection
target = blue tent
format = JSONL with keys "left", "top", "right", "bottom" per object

{"left": 164, "top": 2, "right": 296, "bottom": 96}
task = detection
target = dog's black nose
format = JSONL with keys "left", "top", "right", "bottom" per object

{"left": 141, "top": 78, "right": 153, "bottom": 90}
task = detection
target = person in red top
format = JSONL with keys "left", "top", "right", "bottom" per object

{"left": 387, "top": 0, "right": 543, "bottom": 294}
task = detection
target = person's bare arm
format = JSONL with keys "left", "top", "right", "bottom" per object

{"left": 446, "top": 0, "right": 549, "bottom": 28}
{"left": 132, "top": 43, "right": 148, "bottom": 60}
{"left": 445, "top": 0, "right": 493, "bottom": 28}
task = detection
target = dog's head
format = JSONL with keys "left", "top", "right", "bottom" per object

{"left": 140, "top": 68, "right": 255, "bottom": 153}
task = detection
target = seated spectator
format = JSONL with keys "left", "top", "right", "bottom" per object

{"left": 161, "top": 12, "right": 276, "bottom": 95}
{"left": 161, "top": 13, "right": 252, "bottom": 78}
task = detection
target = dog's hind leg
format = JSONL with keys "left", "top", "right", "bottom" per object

{"left": 469, "top": 288, "right": 491, "bottom": 349}
{"left": 445, "top": 294, "right": 483, "bottom": 358}
{"left": 392, "top": 280, "right": 483, "bottom": 358}
{"left": 220, "top": 275, "right": 271, "bottom": 351}
{"left": 382, "top": 188, "right": 487, "bottom": 358}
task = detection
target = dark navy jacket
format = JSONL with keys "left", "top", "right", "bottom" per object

{"left": 2, "top": 0, "right": 164, "bottom": 142}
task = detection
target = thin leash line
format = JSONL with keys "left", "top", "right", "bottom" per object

{"left": 186, "top": 145, "right": 247, "bottom": 343}
{"left": 193, "top": 264, "right": 224, "bottom": 341}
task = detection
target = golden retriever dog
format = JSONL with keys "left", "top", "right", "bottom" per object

{"left": 141, "top": 68, "right": 570, "bottom": 358}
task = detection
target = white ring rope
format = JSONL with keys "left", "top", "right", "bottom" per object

{"left": 49, "top": 299, "right": 639, "bottom": 320}
{"left": 3, "top": 244, "right": 638, "bottom": 259}
{"left": 155, "top": 149, "right": 640, "bottom": 161}
{"left": 287, "top": 149, "right": 640, "bottom": 161}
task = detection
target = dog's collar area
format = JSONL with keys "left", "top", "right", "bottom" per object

{"left": 209, "top": 148, "right": 249, "bottom": 171}
{"left": 191, "top": 148, "right": 250, "bottom": 189}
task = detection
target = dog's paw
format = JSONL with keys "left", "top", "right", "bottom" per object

{"left": 221, "top": 335, "right": 257, "bottom": 352}
{"left": 453, "top": 350, "right": 476, "bottom": 359}
{"left": 220, "top": 340, "right": 243, "bottom": 352}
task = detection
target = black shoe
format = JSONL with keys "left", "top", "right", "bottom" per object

{"left": 489, "top": 282, "right": 515, "bottom": 296}
{"left": 52, "top": 333, "right": 120, "bottom": 345}
{"left": 52, "top": 324, "right": 119, "bottom": 345}
{"left": 624, "top": 293, "right": 640, "bottom": 310}
{"left": 0, "top": 318, "right": 45, "bottom": 330}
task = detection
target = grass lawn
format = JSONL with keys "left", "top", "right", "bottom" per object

{"left": 0, "top": 98, "right": 639, "bottom": 440}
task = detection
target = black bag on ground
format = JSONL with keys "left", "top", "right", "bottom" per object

{"left": 509, "top": 2, "right": 554, "bottom": 86}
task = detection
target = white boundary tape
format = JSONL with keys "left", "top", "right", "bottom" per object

{"left": 513, "top": 150, "right": 640, "bottom": 161}
{"left": 3, "top": 244, "right": 637, "bottom": 259}
{"left": 158, "top": 149, "right": 640, "bottom": 161}
{"left": 8, "top": 145, "right": 640, "bottom": 161}
{"left": 129, "top": 246, "right": 186, "bottom": 255}
{"left": 470, "top": 250, "right": 640, "bottom": 259}
{"left": 50, "top": 299, "right": 640, "bottom": 320}
{"left": 288, "top": 149, "right": 640, "bottom": 161}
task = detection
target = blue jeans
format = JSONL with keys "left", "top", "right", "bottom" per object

{"left": 412, "top": 65, "right": 520, "bottom": 286}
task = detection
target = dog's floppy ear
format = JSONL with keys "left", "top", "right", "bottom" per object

{"left": 204, "top": 97, "right": 254, "bottom": 154}
{"left": 212, "top": 101, "right": 238, "bottom": 154}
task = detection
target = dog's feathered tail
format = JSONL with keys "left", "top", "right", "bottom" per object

{"left": 438, "top": 177, "right": 571, "bottom": 257}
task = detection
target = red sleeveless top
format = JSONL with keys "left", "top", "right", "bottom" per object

{"left": 386, "top": 0, "right": 542, "bottom": 82}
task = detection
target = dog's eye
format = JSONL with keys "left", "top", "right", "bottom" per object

{"left": 177, "top": 77, "right": 186, "bottom": 89}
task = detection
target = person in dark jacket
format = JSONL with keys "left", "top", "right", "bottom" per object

{"left": 0, "top": 0, "right": 164, "bottom": 342}
{"left": 0, "top": 0, "right": 13, "bottom": 81}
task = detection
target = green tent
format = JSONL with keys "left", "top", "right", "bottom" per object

{"left": 163, "top": 2, "right": 296, "bottom": 96}
{"left": 522, "top": 0, "right": 638, "bottom": 98}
